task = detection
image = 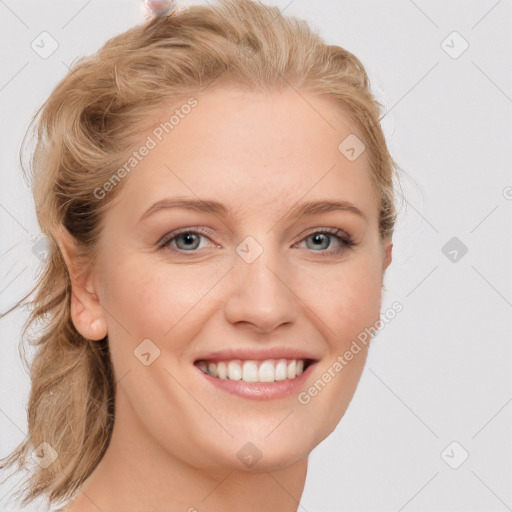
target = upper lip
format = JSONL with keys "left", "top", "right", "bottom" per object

{"left": 194, "top": 347, "right": 320, "bottom": 363}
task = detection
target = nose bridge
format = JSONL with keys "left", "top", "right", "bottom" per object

{"left": 223, "top": 233, "right": 298, "bottom": 332}
{"left": 238, "top": 236, "right": 282, "bottom": 294}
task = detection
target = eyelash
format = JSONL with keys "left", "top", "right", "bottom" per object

{"left": 156, "top": 227, "right": 356, "bottom": 257}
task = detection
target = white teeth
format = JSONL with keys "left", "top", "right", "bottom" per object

{"left": 208, "top": 362, "right": 218, "bottom": 378}
{"left": 242, "top": 361, "right": 259, "bottom": 383}
{"left": 217, "top": 361, "right": 227, "bottom": 379}
{"left": 286, "top": 360, "right": 296, "bottom": 379}
{"left": 227, "top": 360, "right": 242, "bottom": 380}
{"left": 258, "top": 360, "right": 275, "bottom": 382}
{"left": 275, "top": 359, "right": 287, "bottom": 381}
{"left": 198, "top": 358, "right": 308, "bottom": 382}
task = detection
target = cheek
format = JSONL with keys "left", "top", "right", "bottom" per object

{"left": 99, "top": 255, "right": 225, "bottom": 349}
{"left": 297, "top": 266, "right": 381, "bottom": 442}
{"left": 299, "top": 254, "right": 383, "bottom": 347}
{"left": 305, "top": 252, "right": 383, "bottom": 432}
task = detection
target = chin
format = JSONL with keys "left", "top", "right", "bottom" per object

{"left": 191, "top": 426, "right": 321, "bottom": 474}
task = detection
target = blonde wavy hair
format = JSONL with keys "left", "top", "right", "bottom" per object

{"left": 0, "top": 0, "right": 401, "bottom": 509}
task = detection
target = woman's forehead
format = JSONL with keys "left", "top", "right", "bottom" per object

{"left": 103, "top": 86, "right": 378, "bottom": 228}
{"left": 134, "top": 88, "right": 368, "bottom": 181}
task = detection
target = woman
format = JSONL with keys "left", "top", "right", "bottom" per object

{"left": 0, "top": 0, "right": 399, "bottom": 510}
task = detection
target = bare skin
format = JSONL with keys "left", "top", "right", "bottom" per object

{"left": 56, "top": 86, "right": 392, "bottom": 512}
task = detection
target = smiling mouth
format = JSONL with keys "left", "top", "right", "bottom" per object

{"left": 195, "top": 358, "right": 313, "bottom": 383}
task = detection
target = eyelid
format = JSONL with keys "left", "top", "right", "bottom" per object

{"left": 156, "top": 226, "right": 218, "bottom": 248}
{"left": 294, "top": 226, "right": 355, "bottom": 245}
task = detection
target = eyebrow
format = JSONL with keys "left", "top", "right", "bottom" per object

{"left": 139, "top": 197, "right": 366, "bottom": 223}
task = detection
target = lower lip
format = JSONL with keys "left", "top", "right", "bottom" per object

{"left": 195, "top": 362, "right": 317, "bottom": 401}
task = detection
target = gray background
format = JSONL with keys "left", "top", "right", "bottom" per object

{"left": 1, "top": 1, "right": 511, "bottom": 511}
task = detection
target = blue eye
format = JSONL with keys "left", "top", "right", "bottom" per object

{"left": 295, "top": 228, "right": 355, "bottom": 257}
{"left": 157, "top": 229, "right": 216, "bottom": 252}
{"left": 157, "top": 227, "right": 356, "bottom": 256}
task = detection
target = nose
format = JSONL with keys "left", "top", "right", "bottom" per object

{"left": 223, "top": 244, "right": 299, "bottom": 335}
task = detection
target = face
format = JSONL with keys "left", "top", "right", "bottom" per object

{"left": 79, "top": 86, "right": 392, "bottom": 473}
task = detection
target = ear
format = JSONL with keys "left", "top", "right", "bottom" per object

{"left": 54, "top": 225, "right": 108, "bottom": 341}
{"left": 382, "top": 238, "right": 393, "bottom": 272}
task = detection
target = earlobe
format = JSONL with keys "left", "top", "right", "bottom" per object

{"left": 70, "top": 288, "right": 108, "bottom": 341}
{"left": 88, "top": 316, "right": 108, "bottom": 341}
{"left": 383, "top": 239, "right": 393, "bottom": 271}
{"left": 54, "top": 226, "right": 108, "bottom": 341}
